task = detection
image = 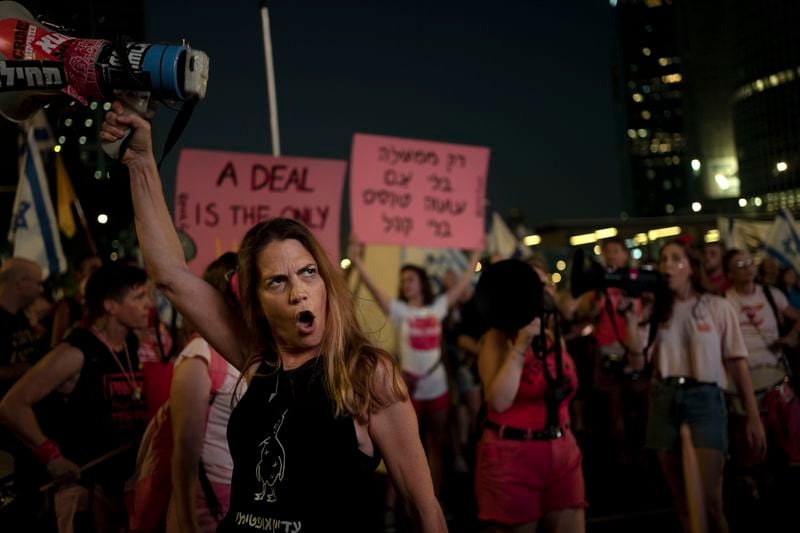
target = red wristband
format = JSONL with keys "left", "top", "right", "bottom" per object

{"left": 32, "top": 439, "right": 62, "bottom": 465}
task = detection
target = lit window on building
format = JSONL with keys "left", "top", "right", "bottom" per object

{"left": 632, "top": 93, "right": 644, "bottom": 102}
{"left": 663, "top": 180, "right": 672, "bottom": 190}
{"left": 658, "top": 57, "right": 672, "bottom": 66}
{"left": 665, "top": 204, "right": 675, "bottom": 214}
{"left": 645, "top": 0, "right": 663, "bottom": 7}
{"left": 628, "top": 129, "right": 637, "bottom": 138}
{"left": 662, "top": 73, "right": 682, "bottom": 84}
{"left": 643, "top": 47, "right": 652, "bottom": 56}
{"left": 642, "top": 110, "right": 652, "bottom": 120}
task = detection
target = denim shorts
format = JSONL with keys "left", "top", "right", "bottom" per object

{"left": 645, "top": 378, "right": 728, "bottom": 452}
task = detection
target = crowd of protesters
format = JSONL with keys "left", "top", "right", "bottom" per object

{"left": 3, "top": 144, "right": 800, "bottom": 533}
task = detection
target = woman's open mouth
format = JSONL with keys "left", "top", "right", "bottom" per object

{"left": 296, "top": 310, "right": 316, "bottom": 335}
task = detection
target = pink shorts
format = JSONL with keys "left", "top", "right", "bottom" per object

{"left": 412, "top": 392, "right": 449, "bottom": 416}
{"left": 475, "top": 428, "right": 587, "bottom": 525}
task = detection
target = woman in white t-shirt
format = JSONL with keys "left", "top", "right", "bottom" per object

{"left": 646, "top": 240, "right": 765, "bottom": 532}
{"left": 167, "top": 252, "right": 246, "bottom": 533}
{"left": 351, "top": 243, "right": 480, "bottom": 499}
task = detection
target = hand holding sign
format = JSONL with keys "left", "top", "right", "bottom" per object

{"left": 350, "top": 133, "right": 489, "bottom": 250}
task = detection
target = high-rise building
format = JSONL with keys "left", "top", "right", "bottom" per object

{"left": 730, "top": 0, "right": 800, "bottom": 213}
{"left": 674, "top": 0, "right": 739, "bottom": 202}
{"left": 612, "top": 0, "right": 689, "bottom": 217}
{"left": 616, "top": 0, "right": 800, "bottom": 217}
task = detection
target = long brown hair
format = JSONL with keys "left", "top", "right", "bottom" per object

{"left": 237, "top": 218, "right": 407, "bottom": 421}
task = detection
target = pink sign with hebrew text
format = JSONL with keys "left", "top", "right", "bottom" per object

{"left": 349, "top": 133, "right": 488, "bottom": 249}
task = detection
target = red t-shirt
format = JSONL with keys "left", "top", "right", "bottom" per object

{"left": 593, "top": 288, "right": 632, "bottom": 347}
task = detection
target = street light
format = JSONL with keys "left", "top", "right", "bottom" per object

{"left": 777, "top": 161, "right": 788, "bottom": 172}
{"left": 691, "top": 202, "right": 702, "bottom": 212}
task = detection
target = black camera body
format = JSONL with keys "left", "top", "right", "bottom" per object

{"left": 570, "top": 248, "right": 665, "bottom": 298}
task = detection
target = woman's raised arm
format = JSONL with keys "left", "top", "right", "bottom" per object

{"left": 100, "top": 103, "right": 248, "bottom": 370}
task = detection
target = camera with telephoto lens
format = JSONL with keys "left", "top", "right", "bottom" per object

{"left": 569, "top": 248, "right": 665, "bottom": 298}
{"left": 570, "top": 248, "right": 664, "bottom": 381}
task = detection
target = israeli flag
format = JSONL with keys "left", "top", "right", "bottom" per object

{"left": 487, "top": 211, "right": 531, "bottom": 260}
{"left": 8, "top": 128, "right": 67, "bottom": 278}
{"left": 764, "top": 207, "right": 800, "bottom": 273}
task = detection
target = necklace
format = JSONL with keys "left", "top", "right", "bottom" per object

{"left": 91, "top": 326, "right": 142, "bottom": 401}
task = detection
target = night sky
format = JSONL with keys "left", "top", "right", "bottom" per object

{"left": 148, "top": 0, "right": 624, "bottom": 231}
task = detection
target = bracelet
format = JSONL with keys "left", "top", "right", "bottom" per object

{"left": 32, "top": 439, "right": 62, "bottom": 466}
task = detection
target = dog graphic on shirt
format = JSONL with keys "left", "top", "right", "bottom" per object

{"left": 254, "top": 410, "right": 287, "bottom": 502}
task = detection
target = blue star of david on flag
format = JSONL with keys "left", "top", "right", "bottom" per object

{"left": 14, "top": 201, "right": 31, "bottom": 230}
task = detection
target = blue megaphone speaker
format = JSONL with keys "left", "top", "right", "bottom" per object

{"left": 0, "top": 1, "right": 208, "bottom": 157}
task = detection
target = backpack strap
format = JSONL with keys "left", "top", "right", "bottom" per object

{"left": 761, "top": 284, "right": 793, "bottom": 377}
{"left": 762, "top": 284, "right": 789, "bottom": 337}
{"left": 198, "top": 462, "right": 224, "bottom": 521}
{"left": 197, "top": 347, "right": 230, "bottom": 521}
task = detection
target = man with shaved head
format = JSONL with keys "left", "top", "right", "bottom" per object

{"left": 0, "top": 257, "right": 45, "bottom": 395}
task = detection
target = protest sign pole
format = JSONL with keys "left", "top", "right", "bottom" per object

{"left": 259, "top": 0, "right": 281, "bottom": 156}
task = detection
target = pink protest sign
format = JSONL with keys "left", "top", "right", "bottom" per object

{"left": 174, "top": 149, "right": 346, "bottom": 275}
{"left": 350, "top": 133, "right": 488, "bottom": 249}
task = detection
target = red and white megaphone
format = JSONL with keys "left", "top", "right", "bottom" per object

{"left": 0, "top": 1, "right": 209, "bottom": 157}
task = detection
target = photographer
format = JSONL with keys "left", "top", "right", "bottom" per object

{"left": 474, "top": 261, "right": 586, "bottom": 532}
{"left": 572, "top": 238, "right": 647, "bottom": 467}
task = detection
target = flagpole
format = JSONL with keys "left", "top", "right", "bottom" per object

{"left": 72, "top": 198, "right": 98, "bottom": 255}
{"left": 259, "top": 0, "right": 281, "bottom": 156}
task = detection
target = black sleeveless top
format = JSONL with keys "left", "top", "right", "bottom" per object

{"left": 55, "top": 328, "right": 146, "bottom": 489}
{"left": 220, "top": 357, "right": 381, "bottom": 532}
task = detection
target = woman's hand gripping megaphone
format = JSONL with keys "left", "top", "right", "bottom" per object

{"left": 100, "top": 100, "right": 156, "bottom": 168}
{"left": 99, "top": 93, "right": 156, "bottom": 160}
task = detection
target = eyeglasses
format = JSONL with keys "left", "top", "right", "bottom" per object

{"left": 734, "top": 258, "right": 754, "bottom": 269}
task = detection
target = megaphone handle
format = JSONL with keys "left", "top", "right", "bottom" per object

{"left": 101, "top": 91, "right": 152, "bottom": 160}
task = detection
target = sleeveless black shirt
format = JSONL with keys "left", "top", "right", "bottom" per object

{"left": 220, "top": 357, "right": 380, "bottom": 532}
{"left": 55, "top": 328, "right": 146, "bottom": 489}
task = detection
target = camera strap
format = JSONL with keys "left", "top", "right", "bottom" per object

{"left": 602, "top": 290, "right": 628, "bottom": 352}
{"left": 534, "top": 311, "right": 569, "bottom": 430}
